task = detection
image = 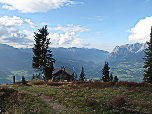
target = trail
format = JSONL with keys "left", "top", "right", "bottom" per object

{"left": 15, "top": 87, "right": 76, "bottom": 114}
{"left": 28, "top": 92, "right": 70, "bottom": 114}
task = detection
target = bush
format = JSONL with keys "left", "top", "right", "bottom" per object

{"left": 15, "top": 80, "right": 28, "bottom": 85}
{"left": 114, "top": 97, "right": 126, "bottom": 107}
{"left": 0, "top": 87, "right": 17, "bottom": 93}
{"left": 115, "top": 81, "right": 152, "bottom": 88}
{"left": 33, "top": 81, "right": 45, "bottom": 85}
{"left": 47, "top": 82, "right": 63, "bottom": 86}
{"left": 30, "top": 79, "right": 44, "bottom": 85}
{"left": 0, "top": 87, "right": 18, "bottom": 111}
{"left": 15, "top": 81, "right": 23, "bottom": 85}
{"left": 72, "top": 81, "right": 87, "bottom": 84}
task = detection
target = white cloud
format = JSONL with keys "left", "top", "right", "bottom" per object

{"left": 49, "top": 24, "right": 90, "bottom": 33}
{"left": 127, "top": 16, "right": 152, "bottom": 43}
{"left": 48, "top": 24, "right": 90, "bottom": 48}
{"left": 0, "top": 16, "right": 37, "bottom": 48}
{"left": 0, "top": 0, "right": 80, "bottom": 13}
{"left": 87, "top": 42, "right": 114, "bottom": 52}
{"left": 3, "top": 30, "right": 34, "bottom": 48}
{"left": 0, "top": 16, "right": 112, "bottom": 51}
{"left": 0, "top": 16, "right": 38, "bottom": 28}
{"left": 49, "top": 32, "right": 112, "bottom": 51}
{"left": 48, "top": 24, "right": 113, "bottom": 51}
{"left": 49, "top": 31, "right": 85, "bottom": 46}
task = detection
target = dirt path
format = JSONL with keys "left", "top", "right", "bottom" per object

{"left": 20, "top": 89, "right": 76, "bottom": 114}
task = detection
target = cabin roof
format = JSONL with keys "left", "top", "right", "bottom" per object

{"left": 53, "top": 67, "right": 73, "bottom": 76}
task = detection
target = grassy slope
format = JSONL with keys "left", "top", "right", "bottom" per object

{"left": 0, "top": 85, "right": 55, "bottom": 114}
{"left": 1, "top": 80, "right": 152, "bottom": 114}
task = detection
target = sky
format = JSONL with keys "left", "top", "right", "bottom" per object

{"left": 0, "top": 0, "right": 152, "bottom": 52}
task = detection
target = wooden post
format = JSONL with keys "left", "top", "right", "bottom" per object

{"left": 13, "top": 76, "right": 15, "bottom": 84}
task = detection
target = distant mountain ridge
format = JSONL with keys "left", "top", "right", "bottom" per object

{"left": 19, "top": 47, "right": 109, "bottom": 63}
{"left": 0, "top": 44, "right": 109, "bottom": 84}
{"left": 109, "top": 43, "right": 146, "bottom": 58}
{"left": 0, "top": 42, "right": 148, "bottom": 84}
{"left": 107, "top": 43, "right": 146, "bottom": 82}
{"left": 51, "top": 47, "right": 109, "bottom": 64}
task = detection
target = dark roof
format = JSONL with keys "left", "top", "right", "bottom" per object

{"left": 53, "top": 67, "right": 74, "bottom": 76}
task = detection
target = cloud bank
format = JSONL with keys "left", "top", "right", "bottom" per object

{"left": 128, "top": 16, "right": 152, "bottom": 43}
{"left": 0, "top": 16, "right": 111, "bottom": 51}
{"left": 0, "top": 0, "right": 80, "bottom": 13}
{"left": 0, "top": 16, "right": 37, "bottom": 48}
{"left": 48, "top": 24, "right": 112, "bottom": 51}
{"left": 48, "top": 24, "right": 90, "bottom": 47}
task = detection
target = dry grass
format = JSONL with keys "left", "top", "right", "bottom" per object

{"left": 1, "top": 81, "right": 152, "bottom": 113}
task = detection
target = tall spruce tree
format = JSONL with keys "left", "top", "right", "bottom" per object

{"left": 101, "top": 61, "right": 110, "bottom": 82}
{"left": 143, "top": 27, "right": 152, "bottom": 84}
{"left": 32, "top": 25, "right": 55, "bottom": 81}
{"left": 79, "top": 66, "right": 86, "bottom": 81}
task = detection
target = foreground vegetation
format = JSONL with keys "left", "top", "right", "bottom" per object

{"left": 1, "top": 79, "right": 152, "bottom": 113}
{"left": 0, "top": 86, "right": 54, "bottom": 113}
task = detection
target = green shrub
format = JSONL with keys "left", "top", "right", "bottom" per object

{"left": 29, "top": 79, "right": 45, "bottom": 85}
{"left": 33, "top": 81, "right": 45, "bottom": 85}
{"left": 114, "top": 96, "right": 126, "bottom": 107}
{"left": 47, "top": 82, "right": 63, "bottom": 86}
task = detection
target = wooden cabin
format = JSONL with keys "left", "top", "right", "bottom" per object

{"left": 52, "top": 67, "right": 74, "bottom": 82}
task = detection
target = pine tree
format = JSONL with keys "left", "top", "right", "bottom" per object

{"left": 32, "top": 25, "right": 55, "bottom": 81}
{"left": 143, "top": 27, "right": 152, "bottom": 84}
{"left": 35, "top": 74, "right": 38, "bottom": 79}
{"left": 79, "top": 66, "right": 86, "bottom": 81}
{"left": 114, "top": 75, "right": 119, "bottom": 82}
{"left": 32, "top": 74, "right": 35, "bottom": 79}
{"left": 109, "top": 73, "right": 113, "bottom": 81}
{"left": 101, "top": 61, "right": 110, "bottom": 82}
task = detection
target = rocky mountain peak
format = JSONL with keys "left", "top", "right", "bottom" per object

{"left": 109, "top": 43, "right": 146, "bottom": 58}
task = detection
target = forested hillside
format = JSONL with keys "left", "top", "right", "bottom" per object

{"left": 0, "top": 44, "right": 109, "bottom": 84}
{"left": 107, "top": 43, "right": 146, "bottom": 82}
{"left": 0, "top": 43, "right": 147, "bottom": 84}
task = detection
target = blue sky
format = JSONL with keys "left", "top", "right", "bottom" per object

{"left": 0, "top": 0, "right": 152, "bottom": 52}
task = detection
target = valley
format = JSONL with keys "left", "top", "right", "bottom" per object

{"left": 0, "top": 43, "right": 146, "bottom": 84}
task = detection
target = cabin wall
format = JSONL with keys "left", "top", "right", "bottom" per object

{"left": 54, "top": 71, "right": 70, "bottom": 77}
{"left": 53, "top": 69, "right": 74, "bottom": 82}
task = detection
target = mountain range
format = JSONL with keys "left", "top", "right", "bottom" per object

{"left": 0, "top": 43, "right": 147, "bottom": 84}
{"left": 107, "top": 43, "right": 146, "bottom": 82}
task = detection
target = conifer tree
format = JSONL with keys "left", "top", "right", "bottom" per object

{"left": 32, "top": 74, "right": 35, "bottom": 79}
{"left": 114, "top": 75, "right": 119, "bottom": 82}
{"left": 101, "top": 61, "right": 110, "bottom": 82}
{"left": 79, "top": 66, "right": 86, "bottom": 81}
{"left": 32, "top": 25, "right": 55, "bottom": 81}
{"left": 143, "top": 27, "right": 152, "bottom": 83}
{"left": 109, "top": 73, "right": 113, "bottom": 81}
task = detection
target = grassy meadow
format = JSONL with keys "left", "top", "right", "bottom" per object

{"left": 0, "top": 79, "right": 152, "bottom": 114}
